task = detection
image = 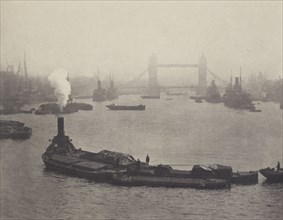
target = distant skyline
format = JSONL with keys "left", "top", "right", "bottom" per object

{"left": 1, "top": 1, "right": 282, "bottom": 85}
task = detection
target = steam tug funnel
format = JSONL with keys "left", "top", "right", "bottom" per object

{"left": 57, "top": 117, "right": 65, "bottom": 137}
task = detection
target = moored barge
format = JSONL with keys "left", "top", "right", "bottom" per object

{"left": 259, "top": 167, "right": 283, "bottom": 182}
{"left": 106, "top": 104, "right": 145, "bottom": 111}
{"left": 42, "top": 118, "right": 234, "bottom": 189}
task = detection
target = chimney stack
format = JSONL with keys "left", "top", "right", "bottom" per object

{"left": 57, "top": 117, "right": 65, "bottom": 136}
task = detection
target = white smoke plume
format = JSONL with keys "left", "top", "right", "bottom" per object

{"left": 48, "top": 68, "right": 71, "bottom": 111}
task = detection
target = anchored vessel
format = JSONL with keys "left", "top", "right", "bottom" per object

{"left": 0, "top": 120, "right": 32, "bottom": 139}
{"left": 106, "top": 74, "right": 118, "bottom": 100}
{"left": 141, "top": 95, "right": 160, "bottom": 99}
{"left": 223, "top": 77, "right": 254, "bottom": 110}
{"left": 106, "top": 104, "right": 145, "bottom": 111}
{"left": 166, "top": 91, "right": 187, "bottom": 96}
{"left": 93, "top": 77, "right": 107, "bottom": 102}
{"left": 205, "top": 80, "right": 222, "bottom": 103}
{"left": 35, "top": 102, "right": 92, "bottom": 115}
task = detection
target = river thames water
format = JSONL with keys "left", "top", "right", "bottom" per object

{"left": 0, "top": 93, "right": 282, "bottom": 220}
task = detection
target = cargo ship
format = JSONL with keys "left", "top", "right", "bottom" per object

{"left": 205, "top": 80, "right": 222, "bottom": 103}
{"left": 223, "top": 76, "right": 254, "bottom": 110}
{"left": 106, "top": 74, "right": 118, "bottom": 100}
{"left": 93, "top": 77, "right": 107, "bottom": 102}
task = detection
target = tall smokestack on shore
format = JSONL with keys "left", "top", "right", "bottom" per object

{"left": 48, "top": 68, "right": 71, "bottom": 111}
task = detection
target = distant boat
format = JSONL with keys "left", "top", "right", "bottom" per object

{"left": 0, "top": 120, "right": 32, "bottom": 139}
{"left": 141, "top": 95, "right": 160, "bottom": 99}
{"left": 195, "top": 97, "right": 203, "bottom": 103}
{"left": 106, "top": 104, "right": 145, "bottom": 111}
{"left": 141, "top": 87, "right": 160, "bottom": 99}
{"left": 34, "top": 102, "right": 93, "bottom": 115}
{"left": 166, "top": 91, "right": 186, "bottom": 96}
{"left": 11, "top": 126, "right": 32, "bottom": 139}
{"left": 35, "top": 103, "right": 78, "bottom": 115}
{"left": 259, "top": 167, "right": 283, "bottom": 182}
{"left": 223, "top": 76, "right": 253, "bottom": 110}
{"left": 205, "top": 80, "right": 222, "bottom": 103}
{"left": 190, "top": 96, "right": 206, "bottom": 100}
{"left": 106, "top": 74, "right": 118, "bottom": 100}
{"left": 93, "top": 77, "right": 107, "bottom": 102}
{"left": 250, "top": 108, "right": 262, "bottom": 112}
{"left": 0, "top": 120, "right": 24, "bottom": 127}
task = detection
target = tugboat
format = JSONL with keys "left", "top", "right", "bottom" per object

{"left": 205, "top": 80, "right": 222, "bottom": 103}
{"left": 106, "top": 104, "right": 145, "bottom": 111}
{"left": 35, "top": 103, "right": 79, "bottom": 115}
{"left": 34, "top": 99, "right": 93, "bottom": 115}
{"left": 93, "top": 77, "right": 107, "bottom": 102}
{"left": 42, "top": 117, "right": 137, "bottom": 181}
{"left": 223, "top": 76, "right": 253, "bottom": 110}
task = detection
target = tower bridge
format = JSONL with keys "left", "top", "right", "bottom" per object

{"left": 127, "top": 54, "right": 227, "bottom": 96}
{"left": 147, "top": 54, "right": 207, "bottom": 96}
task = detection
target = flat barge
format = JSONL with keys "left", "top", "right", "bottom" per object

{"left": 42, "top": 118, "right": 236, "bottom": 189}
{"left": 259, "top": 167, "right": 283, "bottom": 182}
{"left": 106, "top": 104, "right": 145, "bottom": 111}
{"left": 0, "top": 120, "right": 32, "bottom": 139}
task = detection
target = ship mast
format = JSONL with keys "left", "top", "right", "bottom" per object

{"left": 230, "top": 70, "right": 233, "bottom": 89}
{"left": 240, "top": 66, "right": 242, "bottom": 89}
{"left": 23, "top": 52, "right": 28, "bottom": 90}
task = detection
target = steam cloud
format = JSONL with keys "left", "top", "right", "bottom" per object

{"left": 48, "top": 68, "right": 71, "bottom": 111}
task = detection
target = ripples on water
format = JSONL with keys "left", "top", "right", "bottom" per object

{"left": 1, "top": 94, "right": 282, "bottom": 219}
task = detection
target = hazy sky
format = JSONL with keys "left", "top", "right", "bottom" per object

{"left": 1, "top": 1, "right": 282, "bottom": 84}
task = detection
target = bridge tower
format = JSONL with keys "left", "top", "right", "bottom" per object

{"left": 148, "top": 54, "right": 159, "bottom": 95}
{"left": 197, "top": 54, "right": 207, "bottom": 96}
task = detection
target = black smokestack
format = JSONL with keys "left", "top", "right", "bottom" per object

{"left": 57, "top": 117, "right": 65, "bottom": 136}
